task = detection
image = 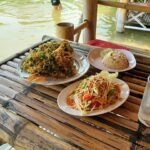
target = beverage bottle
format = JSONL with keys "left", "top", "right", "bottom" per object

{"left": 138, "top": 76, "right": 150, "bottom": 127}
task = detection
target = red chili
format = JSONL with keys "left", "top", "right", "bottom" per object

{"left": 83, "top": 94, "right": 93, "bottom": 101}
{"left": 90, "top": 101, "right": 101, "bottom": 109}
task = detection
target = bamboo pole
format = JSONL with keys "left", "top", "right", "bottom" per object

{"left": 74, "top": 32, "right": 81, "bottom": 43}
{"left": 116, "top": 0, "right": 129, "bottom": 32}
{"left": 74, "top": 15, "right": 83, "bottom": 42}
{"left": 83, "top": 0, "right": 98, "bottom": 43}
{"left": 74, "top": 21, "right": 88, "bottom": 35}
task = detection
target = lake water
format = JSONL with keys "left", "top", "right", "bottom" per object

{"left": 0, "top": 0, "right": 150, "bottom": 61}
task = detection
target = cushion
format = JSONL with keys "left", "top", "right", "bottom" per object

{"left": 87, "top": 39, "right": 128, "bottom": 50}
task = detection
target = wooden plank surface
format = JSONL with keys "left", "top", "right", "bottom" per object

{"left": 11, "top": 93, "right": 132, "bottom": 149}
{"left": 7, "top": 100, "right": 117, "bottom": 150}
{"left": 0, "top": 107, "right": 78, "bottom": 150}
{"left": 0, "top": 38, "right": 150, "bottom": 150}
{"left": 0, "top": 107, "right": 28, "bottom": 145}
{"left": 14, "top": 123, "right": 79, "bottom": 150}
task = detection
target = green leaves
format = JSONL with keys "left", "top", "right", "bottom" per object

{"left": 40, "top": 52, "right": 46, "bottom": 60}
{"left": 107, "top": 89, "right": 115, "bottom": 97}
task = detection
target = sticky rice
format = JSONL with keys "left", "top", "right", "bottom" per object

{"left": 102, "top": 50, "right": 129, "bottom": 70}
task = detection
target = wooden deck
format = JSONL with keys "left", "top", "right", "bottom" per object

{"left": 0, "top": 37, "right": 150, "bottom": 150}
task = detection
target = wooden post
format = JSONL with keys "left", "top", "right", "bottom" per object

{"left": 116, "top": 0, "right": 129, "bottom": 32}
{"left": 83, "top": 0, "right": 98, "bottom": 43}
{"left": 56, "top": 22, "right": 74, "bottom": 41}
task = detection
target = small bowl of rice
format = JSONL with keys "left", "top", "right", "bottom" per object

{"left": 87, "top": 48, "right": 136, "bottom": 72}
{"left": 102, "top": 50, "right": 129, "bottom": 70}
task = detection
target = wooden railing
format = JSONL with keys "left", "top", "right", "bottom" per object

{"left": 56, "top": 0, "right": 150, "bottom": 43}
{"left": 74, "top": 20, "right": 89, "bottom": 42}
{"left": 98, "top": 0, "right": 150, "bottom": 13}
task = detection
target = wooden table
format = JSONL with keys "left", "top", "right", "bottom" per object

{"left": 0, "top": 36, "right": 150, "bottom": 150}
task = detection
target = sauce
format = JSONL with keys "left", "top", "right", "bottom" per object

{"left": 28, "top": 74, "right": 49, "bottom": 83}
{"left": 66, "top": 98, "right": 75, "bottom": 107}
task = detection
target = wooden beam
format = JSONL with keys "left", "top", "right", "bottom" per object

{"left": 83, "top": 0, "right": 98, "bottom": 43}
{"left": 98, "top": 0, "right": 150, "bottom": 13}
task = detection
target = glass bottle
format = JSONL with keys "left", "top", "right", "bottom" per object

{"left": 138, "top": 76, "right": 150, "bottom": 127}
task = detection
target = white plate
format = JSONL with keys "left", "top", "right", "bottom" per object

{"left": 18, "top": 51, "right": 90, "bottom": 85}
{"left": 88, "top": 48, "right": 136, "bottom": 72}
{"left": 57, "top": 79, "right": 130, "bottom": 116}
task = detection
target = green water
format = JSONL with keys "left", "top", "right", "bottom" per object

{"left": 0, "top": 0, "right": 150, "bottom": 61}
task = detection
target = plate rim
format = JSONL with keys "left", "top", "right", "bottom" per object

{"left": 87, "top": 48, "right": 136, "bottom": 72}
{"left": 57, "top": 78, "right": 130, "bottom": 116}
{"left": 17, "top": 51, "right": 90, "bottom": 85}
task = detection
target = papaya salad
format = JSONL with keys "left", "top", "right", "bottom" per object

{"left": 67, "top": 71, "right": 122, "bottom": 115}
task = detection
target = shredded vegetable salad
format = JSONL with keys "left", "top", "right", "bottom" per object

{"left": 67, "top": 71, "right": 121, "bottom": 115}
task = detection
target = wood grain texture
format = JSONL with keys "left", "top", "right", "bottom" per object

{"left": 136, "top": 63, "right": 150, "bottom": 73}
{"left": 25, "top": 86, "right": 139, "bottom": 130}
{"left": 0, "top": 107, "right": 28, "bottom": 145}
{"left": 13, "top": 94, "right": 132, "bottom": 149}
{"left": 130, "top": 89, "right": 143, "bottom": 97}
{"left": 7, "top": 61, "right": 18, "bottom": 69}
{"left": 122, "top": 76, "right": 146, "bottom": 87}
{"left": 36, "top": 84, "right": 64, "bottom": 92}
{"left": 27, "top": 91, "right": 57, "bottom": 107}
{"left": 0, "top": 76, "right": 25, "bottom": 93}
{"left": 0, "top": 106, "right": 78, "bottom": 150}
{"left": 27, "top": 91, "right": 131, "bottom": 140}
{"left": 123, "top": 101, "right": 140, "bottom": 113}
{"left": 0, "top": 69, "right": 30, "bottom": 86}
{"left": 0, "top": 84, "right": 18, "bottom": 99}
{"left": 13, "top": 58, "right": 21, "bottom": 63}
{"left": 33, "top": 86, "right": 59, "bottom": 99}
{"left": 127, "top": 96, "right": 141, "bottom": 105}
{"left": 122, "top": 72, "right": 147, "bottom": 81}
{"left": 7, "top": 100, "right": 117, "bottom": 150}
{"left": 79, "top": 116, "right": 130, "bottom": 140}
{"left": 129, "top": 69, "right": 149, "bottom": 79}
{"left": 112, "top": 107, "right": 138, "bottom": 121}
{"left": 100, "top": 113, "right": 139, "bottom": 131}
{"left": 135, "top": 55, "right": 150, "bottom": 65}
{"left": 19, "top": 56, "right": 25, "bottom": 59}
{"left": 0, "top": 128, "right": 13, "bottom": 145}
{"left": 14, "top": 123, "right": 79, "bottom": 150}
{"left": 127, "top": 82, "right": 145, "bottom": 93}
{"left": 1, "top": 65, "right": 19, "bottom": 75}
